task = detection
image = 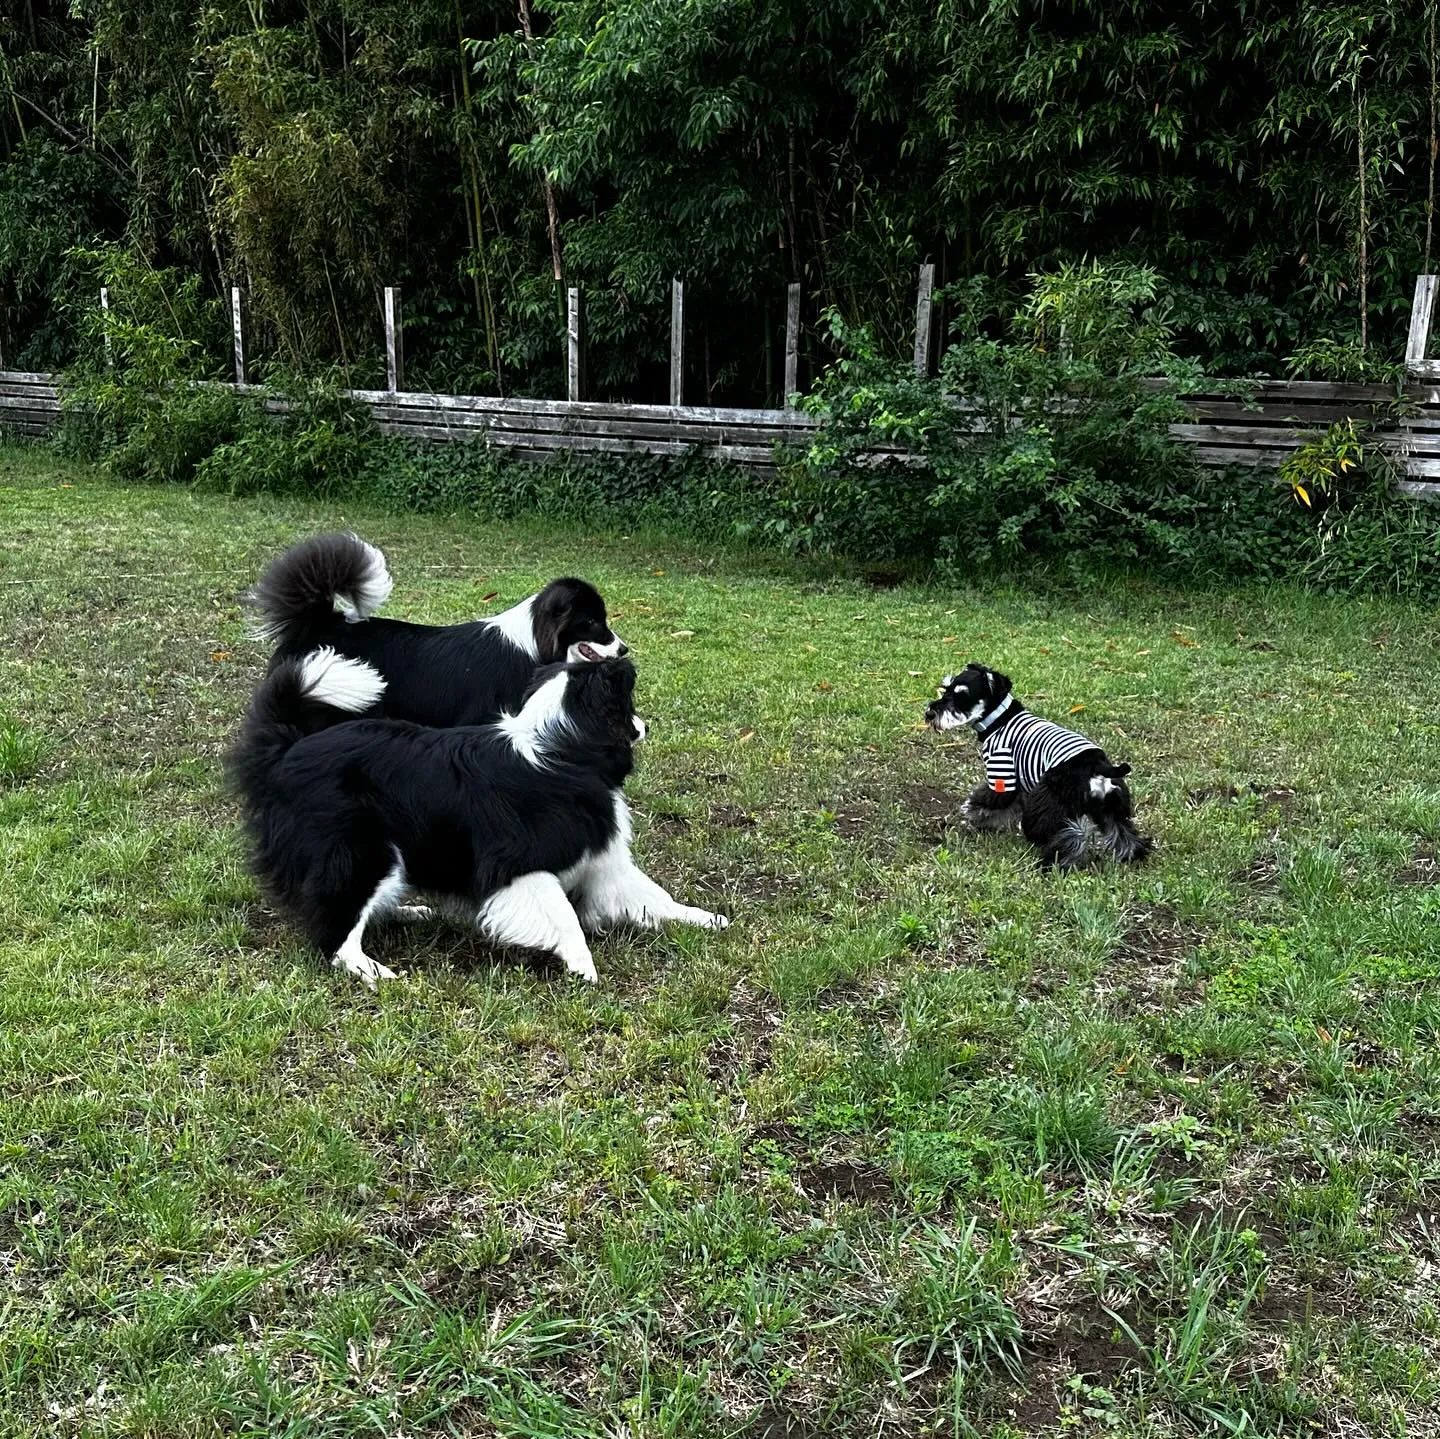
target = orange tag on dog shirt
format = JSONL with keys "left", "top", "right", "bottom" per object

{"left": 991, "top": 779, "right": 1007, "bottom": 793}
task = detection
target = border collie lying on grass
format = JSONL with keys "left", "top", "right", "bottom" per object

{"left": 228, "top": 649, "right": 727, "bottom": 987}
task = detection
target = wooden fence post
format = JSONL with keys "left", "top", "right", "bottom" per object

{"left": 670, "top": 276, "right": 685, "bottom": 407}
{"left": 567, "top": 286, "right": 583, "bottom": 402}
{"left": 913, "top": 263, "right": 935, "bottom": 378}
{"left": 783, "top": 282, "right": 801, "bottom": 408}
{"left": 1405, "top": 274, "right": 1438, "bottom": 373}
{"left": 231, "top": 286, "right": 246, "bottom": 386}
{"left": 384, "top": 286, "right": 403, "bottom": 393}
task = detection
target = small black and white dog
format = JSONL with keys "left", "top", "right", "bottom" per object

{"left": 246, "top": 532, "right": 626, "bottom": 727}
{"left": 925, "top": 663, "right": 1152, "bottom": 871}
{"left": 228, "top": 650, "right": 727, "bottom": 987}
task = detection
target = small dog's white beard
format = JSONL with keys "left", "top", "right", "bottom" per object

{"left": 930, "top": 709, "right": 965, "bottom": 731}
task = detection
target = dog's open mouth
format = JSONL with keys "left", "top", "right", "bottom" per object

{"left": 575, "top": 642, "right": 601, "bottom": 662}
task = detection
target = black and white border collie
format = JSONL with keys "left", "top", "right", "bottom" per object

{"left": 925, "top": 663, "right": 1152, "bottom": 871}
{"left": 245, "top": 532, "right": 626, "bottom": 727}
{"left": 228, "top": 650, "right": 727, "bottom": 987}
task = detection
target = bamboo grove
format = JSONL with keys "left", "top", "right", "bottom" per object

{"left": 1, "top": 0, "right": 1436, "bottom": 401}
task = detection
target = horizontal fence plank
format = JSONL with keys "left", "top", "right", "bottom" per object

{"left": 1401, "top": 457, "right": 1440, "bottom": 479}
{"left": 0, "top": 393, "right": 61, "bottom": 413}
{"left": 347, "top": 387, "right": 815, "bottom": 429}
{"left": 364, "top": 404, "right": 805, "bottom": 449}
{"left": 5, "top": 370, "right": 1440, "bottom": 486}
{"left": 1189, "top": 445, "right": 1302, "bottom": 467}
{"left": 1170, "top": 422, "right": 1309, "bottom": 447}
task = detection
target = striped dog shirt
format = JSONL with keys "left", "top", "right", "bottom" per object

{"left": 979, "top": 708, "right": 1097, "bottom": 794}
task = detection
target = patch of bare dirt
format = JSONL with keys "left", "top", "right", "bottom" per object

{"left": 823, "top": 804, "right": 871, "bottom": 838}
{"left": 1100, "top": 904, "right": 1205, "bottom": 1009}
{"left": 1237, "top": 851, "right": 1283, "bottom": 891}
{"left": 695, "top": 870, "right": 796, "bottom": 906}
{"left": 737, "top": 1407, "right": 822, "bottom": 1439}
{"left": 1398, "top": 847, "right": 1438, "bottom": 885}
{"left": 709, "top": 802, "right": 757, "bottom": 829}
{"left": 795, "top": 1159, "right": 894, "bottom": 1204}
{"left": 707, "top": 979, "right": 782, "bottom": 1084}
{"left": 900, "top": 783, "right": 965, "bottom": 841}
{"left": 1188, "top": 783, "right": 1297, "bottom": 809}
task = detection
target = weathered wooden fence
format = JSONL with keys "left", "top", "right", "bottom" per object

{"left": 4, "top": 271, "right": 1439, "bottom": 493}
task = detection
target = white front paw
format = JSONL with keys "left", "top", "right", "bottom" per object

{"left": 332, "top": 952, "right": 401, "bottom": 989}
{"left": 681, "top": 907, "right": 729, "bottom": 930}
{"left": 563, "top": 951, "right": 599, "bottom": 984}
{"left": 392, "top": 904, "right": 435, "bottom": 923}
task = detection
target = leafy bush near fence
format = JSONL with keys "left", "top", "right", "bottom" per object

{"left": 53, "top": 256, "right": 1440, "bottom": 596}
{"left": 59, "top": 247, "right": 378, "bottom": 495}
{"left": 777, "top": 265, "right": 1440, "bottom": 593}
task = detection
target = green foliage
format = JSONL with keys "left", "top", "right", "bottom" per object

{"left": 0, "top": 139, "right": 114, "bottom": 370}
{"left": 194, "top": 376, "right": 380, "bottom": 497}
{"left": 57, "top": 246, "right": 248, "bottom": 484}
{"left": 50, "top": 245, "right": 1440, "bottom": 599}
{"left": 3, "top": 0, "right": 1438, "bottom": 387}
{"left": 770, "top": 265, "right": 1440, "bottom": 594}
{"left": 788, "top": 265, "right": 1222, "bottom": 575}
{"left": 0, "top": 715, "right": 46, "bottom": 783}
{"left": 54, "top": 244, "right": 380, "bottom": 491}
{"left": 1279, "top": 419, "right": 1373, "bottom": 511}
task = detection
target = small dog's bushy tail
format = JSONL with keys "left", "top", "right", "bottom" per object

{"left": 245, "top": 532, "right": 393, "bottom": 644}
{"left": 228, "top": 648, "right": 385, "bottom": 807}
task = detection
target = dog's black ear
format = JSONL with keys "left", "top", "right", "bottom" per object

{"left": 987, "top": 669, "right": 1013, "bottom": 698}
{"left": 1109, "top": 762, "right": 1132, "bottom": 778}
{"left": 530, "top": 581, "right": 576, "bottom": 663}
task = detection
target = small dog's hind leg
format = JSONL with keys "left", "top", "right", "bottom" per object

{"left": 1102, "top": 819, "right": 1153, "bottom": 864}
{"left": 1040, "top": 819, "right": 1096, "bottom": 872}
{"left": 1023, "top": 785, "right": 1094, "bottom": 872}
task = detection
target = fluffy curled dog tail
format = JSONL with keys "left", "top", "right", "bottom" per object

{"left": 245, "top": 532, "right": 393, "bottom": 643}
{"left": 228, "top": 648, "right": 386, "bottom": 806}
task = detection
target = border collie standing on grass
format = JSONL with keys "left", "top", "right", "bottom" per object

{"left": 925, "top": 663, "right": 1152, "bottom": 871}
{"left": 227, "top": 650, "right": 727, "bottom": 988}
{"left": 246, "top": 532, "right": 626, "bottom": 726}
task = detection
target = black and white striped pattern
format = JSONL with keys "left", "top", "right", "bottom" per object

{"left": 980, "top": 711, "right": 1096, "bottom": 794}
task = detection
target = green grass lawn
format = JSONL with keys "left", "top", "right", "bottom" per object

{"left": 2, "top": 443, "right": 1439, "bottom": 1438}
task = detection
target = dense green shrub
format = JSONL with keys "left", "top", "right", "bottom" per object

{"left": 773, "top": 265, "right": 1440, "bottom": 594}
{"left": 786, "top": 265, "right": 1224, "bottom": 575}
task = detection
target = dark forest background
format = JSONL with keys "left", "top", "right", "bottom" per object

{"left": 2, "top": 0, "right": 1436, "bottom": 400}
